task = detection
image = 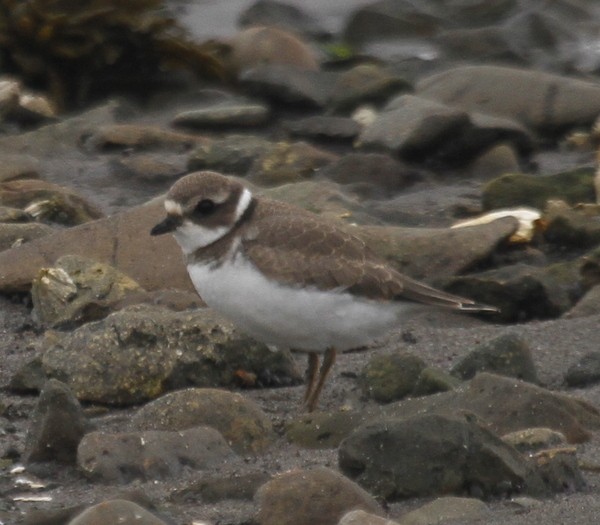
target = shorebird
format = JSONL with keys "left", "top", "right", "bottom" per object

{"left": 151, "top": 171, "right": 498, "bottom": 411}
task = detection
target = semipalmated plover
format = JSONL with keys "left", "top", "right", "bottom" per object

{"left": 151, "top": 171, "right": 498, "bottom": 411}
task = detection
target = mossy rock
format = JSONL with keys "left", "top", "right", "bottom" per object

{"left": 482, "top": 169, "right": 596, "bottom": 211}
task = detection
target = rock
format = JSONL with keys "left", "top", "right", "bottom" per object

{"left": 172, "top": 99, "right": 270, "bottom": 128}
{"left": 530, "top": 447, "right": 586, "bottom": 493}
{"left": 399, "top": 496, "right": 489, "bottom": 525}
{"left": 0, "top": 196, "right": 193, "bottom": 294}
{"left": 77, "top": 426, "right": 235, "bottom": 483}
{"left": 565, "top": 285, "right": 600, "bottom": 318}
{"left": 247, "top": 141, "right": 338, "bottom": 186}
{"left": 188, "top": 134, "right": 272, "bottom": 175}
{"left": 482, "top": 169, "right": 596, "bottom": 211}
{"left": 417, "top": 65, "right": 600, "bottom": 134}
{"left": 67, "top": 499, "right": 168, "bottom": 525}
{"left": 0, "top": 206, "right": 31, "bottom": 223}
{"left": 112, "top": 153, "right": 188, "bottom": 182}
{"left": 412, "top": 367, "right": 461, "bottom": 396}
{"left": 339, "top": 510, "right": 399, "bottom": 525}
{"left": 286, "top": 411, "right": 371, "bottom": 449}
{"left": 17, "top": 304, "right": 300, "bottom": 404}
{"left": 283, "top": 116, "right": 362, "bottom": 143}
{"left": 255, "top": 466, "right": 382, "bottom": 525}
{"left": 23, "top": 379, "right": 89, "bottom": 464}
{"left": 170, "top": 471, "right": 270, "bottom": 503}
{"left": 238, "top": 1, "right": 329, "bottom": 40}
{"left": 450, "top": 333, "right": 538, "bottom": 383}
{"left": 338, "top": 412, "right": 537, "bottom": 499}
{"left": 501, "top": 428, "right": 567, "bottom": 453}
{"left": 240, "top": 65, "right": 337, "bottom": 107}
{"left": 544, "top": 200, "right": 600, "bottom": 248}
{"left": 329, "top": 63, "right": 412, "bottom": 113}
{"left": 0, "top": 179, "right": 103, "bottom": 226}
{"left": 318, "top": 153, "right": 421, "bottom": 199}
{"left": 359, "top": 352, "right": 427, "bottom": 403}
{"left": 30, "top": 255, "right": 144, "bottom": 329}
{"left": 466, "top": 142, "right": 522, "bottom": 180}
{"left": 82, "top": 124, "right": 208, "bottom": 152}
{"left": 130, "top": 388, "right": 275, "bottom": 454}
{"left": 357, "top": 94, "right": 470, "bottom": 162}
{"left": 0, "top": 222, "right": 54, "bottom": 251}
{"left": 565, "top": 352, "right": 600, "bottom": 387}
{"left": 0, "top": 154, "right": 41, "bottom": 182}
{"left": 229, "top": 26, "right": 320, "bottom": 76}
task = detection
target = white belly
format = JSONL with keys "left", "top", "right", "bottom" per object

{"left": 187, "top": 256, "right": 406, "bottom": 352}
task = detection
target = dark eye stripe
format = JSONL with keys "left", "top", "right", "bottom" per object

{"left": 195, "top": 199, "right": 216, "bottom": 215}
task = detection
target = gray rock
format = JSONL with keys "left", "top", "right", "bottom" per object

{"left": 173, "top": 100, "right": 270, "bottom": 128}
{"left": 30, "top": 255, "right": 144, "bottom": 329}
{"left": 77, "top": 426, "right": 235, "bottom": 483}
{"left": 339, "top": 510, "right": 398, "bottom": 525}
{"left": 417, "top": 65, "right": 600, "bottom": 134}
{"left": 240, "top": 65, "right": 337, "bottom": 107}
{"left": 18, "top": 304, "right": 300, "bottom": 404}
{"left": 0, "top": 205, "right": 31, "bottom": 223}
{"left": 412, "top": 367, "right": 461, "bottom": 396}
{"left": 0, "top": 222, "right": 54, "bottom": 251}
{"left": 451, "top": 333, "right": 538, "bottom": 382}
{"left": 255, "top": 466, "right": 382, "bottom": 525}
{"left": 529, "top": 447, "right": 586, "bottom": 493}
{"left": 465, "top": 142, "right": 521, "bottom": 180}
{"left": 130, "top": 387, "right": 275, "bottom": 454}
{"left": 544, "top": 200, "right": 600, "bottom": 248}
{"left": 286, "top": 411, "right": 370, "bottom": 449}
{"left": 358, "top": 95, "right": 470, "bottom": 161}
{"left": 338, "top": 411, "right": 537, "bottom": 499}
{"left": 283, "top": 116, "right": 362, "bottom": 142}
{"left": 0, "top": 154, "right": 41, "bottom": 182}
{"left": 399, "top": 496, "right": 489, "bottom": 525}
{"left": 359, "top": 352, "right": 427, "bottom": 403}
{"left": 566, "top": 285, "right": 600, "bottom": 318}
{"left": 23, "top": 379, "right": 89, "bottom": 464}
{"left": 565, "top": 352, "right": 600, "bottom": 387}
{"left": 170, "top": 471, "right": 270, "bottom": 503}
{"left": 67, "top": 499, "right": 168, "bottom": 525}
{"left": 112, "top": 153, "right": 188, "bottom": 182}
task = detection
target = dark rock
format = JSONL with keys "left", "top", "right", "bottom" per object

{"left": 130, "top": 387, "right": 275, "bottom": 454}
{"left": 238, "top": 1, "right": 329, "bottom": 40}
{"left": 77, "top": 426, "right": 235, "bottom": 483}
{"left": 247, "top": 141, "right": 338, "bottom": 186}
{"left": 17, "top": 304, "right": 300, "bottom": 404}
{"left": 339, "top": 411, "right": 539, "bottom": 500}
{"left": 283, "top": 116, "right": 361, "bottom": 143}
{"left": 451, "top": 333, "right": 538, "bottom": 383}
{"left": 359, "top": 352, "right": 427, "bottom": 403}
{"left": 254, "top": 466, "right": 382, "bottom": 525}
{"left": 417, "top": 65, "right": 600, "bottom": 134}
{"left": 465, "top": 142, "right": 521, "bottom": 180}
{"left": 565, "top": 352, "right": 600, "bottom": 387}
{"left": 530, "top": 447, "right": 586, "bottom": 493}
{"left": 329, "top": 63, "right": 412, "bottom": 112}
{"left": 318, "top": 153, "right": 421, "bottom": 199}
{"left": 67, "top": 499, "right": 168, "bottom": 525}
{"left": 30, "top": 255, "right": 144, "bottom": 329}
{"left": 358, "top": 94, "right": 471, "bottom": 162}
{"left": 565, "top": 285, "right": 600, "bottom": 318}
{"left": 240, "top": 65, "right": 337, "bottom": 107}
{"left": 482, "top": 169, "right": 596, "bottom": 211}
{"left": 188, "top": 134, "right": 272, "bottom": 175}
{"left": 23, "top": 379, "right": 89, "bottom": 464}
{"left": 0, "top": 179, "right": 103, "bottom": 226}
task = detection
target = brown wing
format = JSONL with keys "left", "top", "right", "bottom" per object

{"left": 241, "top": 208, "right": 497, "bottom": 312}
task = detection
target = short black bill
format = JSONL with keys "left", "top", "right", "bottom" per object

{"left": 150, "top": 215, "right": 181, "bottom": 236}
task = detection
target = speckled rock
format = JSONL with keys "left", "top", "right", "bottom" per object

{"left": 501, "top": 428, "right": 567, "bottom": 453}
{"left": 130, "top": 388, "right": 275, "bottom": 454}
{"left": 0, "top": 221, "right": 54, "bottom": 251}
{"left": 77, "top": 426, "right": 235, "bottom": 483}
{"left": 255, "top": 466, "right": 382, "bottom": 525}
{"left": 565, "top": 352, "right": 600, "bottom": 387}
{"left": 67, "top": 499, "right": 168, "bottom": 525}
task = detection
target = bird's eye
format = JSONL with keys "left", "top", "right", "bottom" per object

{"left": 194, "top": 199, "right": 215, "bottom": 215}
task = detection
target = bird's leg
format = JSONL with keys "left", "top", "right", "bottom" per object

{"left": 304, "top": 352, "right": 319, "bottom": 403}
{"left": 305, "top": 347, "right": 336, "bottom": 412}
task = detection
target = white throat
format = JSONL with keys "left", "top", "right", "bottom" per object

{"left": 169, "top": 187, "right": 253, "bottom": 255}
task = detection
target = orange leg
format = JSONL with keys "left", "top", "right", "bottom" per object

{"left": 304, "top": 347, "right": 336, "bottom": 412}
{"left": 304, "top": 352, "right": 319, "bottom": 403}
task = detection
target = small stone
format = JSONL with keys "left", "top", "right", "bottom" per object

{"left": 0, "top": 222, "right": 54, "bottom": 251}
{"left": 399, "top": 496, "right": 489, "bottom": 525}
{"left": 530, "top": 447, "right": 586, "bottom": 493}
{"left": 23, "top": 379, "right": 89, "bottom": 464}
{"left": 173, "top": 101, "right": 270, "bottom": 128}
{"left": 255, "top": 467, "right": 382, "bottom": 525}
{"left": 339, "top": 510, "right": 398, "bottom": 525}
{"left": 170, "top": 472, "right": 270, "bottom": 503}
{"left": 412, "top": 367, "right": 461, "bottom": 396}
{"left": 451, "top": 333, "right": 538, "bottom": 383}
{"left": 113, "top": 153, "right": 187, "bottom": 182}
{"left": 501, "top": 428, "right": 567, "bottom": 453}
{"left": 283, "top": 116, "right": 361, "bottom": 142}
{"left": 67, "top": 499, "right": 168, "bottom": 525}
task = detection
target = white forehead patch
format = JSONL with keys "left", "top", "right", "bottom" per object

{"left": 172, "top": 220, "right": 230, "bottom": 255}
{"left": 234, "top": 188, "right": 253, "bottom": 221}
{"left": 164, "top": 199, "right": 182, "bottom": 215}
